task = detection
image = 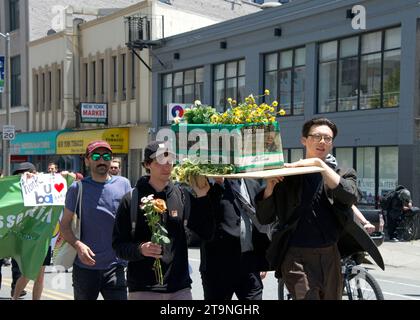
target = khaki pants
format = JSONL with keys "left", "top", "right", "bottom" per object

{"left": 128, "top": 287, "right": 192, "bottom": 300}
{"left": 280, "top": 244, "right": 342, "bottom": 300}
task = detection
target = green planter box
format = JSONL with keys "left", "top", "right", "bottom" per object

{"left": 171, "top": 122, "right": 284, "bottom": 172}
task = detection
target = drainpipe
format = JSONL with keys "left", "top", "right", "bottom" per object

{"left": 60, "top": 6, "right": 99, "bottom": 130}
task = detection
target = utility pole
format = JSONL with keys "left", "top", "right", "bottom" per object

{"left": 0, "top": 32, "right": 11, "bottom": 176}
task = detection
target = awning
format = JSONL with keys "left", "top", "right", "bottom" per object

{"left": 56, "top": 128, "right": 129, "bottom": 154}
{"left": 10, "top": 130, "right": 66, "bottom": 155}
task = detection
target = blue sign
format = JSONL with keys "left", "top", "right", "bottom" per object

{"left": 10, "top": 130, "right": 68, "bottom": 155}
{"left": 0, "top": 56, "right": 4, "bottom": 93}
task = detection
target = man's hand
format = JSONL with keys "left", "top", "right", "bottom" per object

{"left": 263, "top": 176, "right": 284, "bottom": 199}
{"left": 140, "top": 242, "right": 162, "bottom": 259}
{"left": 75, "top": 241, "right": 96, "bottom": 266}
{"left": 190, "top": 175, "right": 210, "bottom": 197}
{"left": 363, "top": 222, "right": 376, "bottom": 234}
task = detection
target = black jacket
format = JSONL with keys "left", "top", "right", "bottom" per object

{"left": 199, "top": 179, "right": 270, "bottom": 274}
{"left": 256, "top": 167, "right": 384, "bottom": 274}
{"left": 112, "top": 176, "right": 215, "bottom": 293}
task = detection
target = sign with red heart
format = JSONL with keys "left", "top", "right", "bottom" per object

{"left": 54, "top": 183, "right": 64, "bottom": 193}
{"left": 20, "top": 173, "right": 68, "bottom": 207}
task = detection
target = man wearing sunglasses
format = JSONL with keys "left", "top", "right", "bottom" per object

{"left": 61, "top": 140, "right": 132, "bottom": 300}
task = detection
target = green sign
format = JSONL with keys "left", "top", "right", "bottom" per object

{"left": 0, "top": 175, "right": 73, "bottom": 280}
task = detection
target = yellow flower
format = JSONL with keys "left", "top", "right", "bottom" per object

{"left": 210, "top": 114, "right": 219, "bottom": 123}
{"left": 232, "top": 100, "right": 237, "bottom": 106}
{"left": 264, "top": 89, "right": 270, "bottom": 96}
{"left": 227, "top": 98, "right": 233, "bottom": 104}
{"left": 279, "top": 109, "right": 286, "bottom": 116}
{"left": 272, "top": 101, "right": 278, "bottom": 107}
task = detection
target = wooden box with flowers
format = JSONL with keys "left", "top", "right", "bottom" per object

{"left": 171, "top": 91, "right": 285, "bottom": 175}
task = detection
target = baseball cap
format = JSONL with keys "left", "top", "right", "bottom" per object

{"left": 13, "top": 162, "right": 37, "bottom": 175}
{"left": 144, "top": 141, "right": 175, "bottom": 163}
{"left": 85, "top": 140, "right": 112, "bottom": 156}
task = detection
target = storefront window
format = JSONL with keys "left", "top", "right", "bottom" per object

{"left": 378, "top": 146, "right": 398, "bottom": 197}
{"left": 357, "top": 147, "right": 376, "bottom": 205}
{"left": 290, "top": 148, "right": 304, "bottom": 162}
{"left": 334, "top": 147, "right": 353, "bottom": 170}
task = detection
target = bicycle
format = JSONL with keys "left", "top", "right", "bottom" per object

{"left": 396, "top": 207, "right": 420, "bottom": 241}
{"left": 277, "top": 252, "right": 384, "bottom": 300}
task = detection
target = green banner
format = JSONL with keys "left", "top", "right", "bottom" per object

{"left": 0, "top": 175, "right": 73, "bottom": 280}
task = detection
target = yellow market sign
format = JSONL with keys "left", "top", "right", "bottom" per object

{"left": 56, "top": 128, "right": 129, "bottom": 154}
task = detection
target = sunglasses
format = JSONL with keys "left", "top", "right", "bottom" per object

{"left": 90, "top": 153, "right": 112, "bottom": 161}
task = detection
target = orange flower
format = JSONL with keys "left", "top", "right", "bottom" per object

{"left": 153, "top": 199, "right": 167, "bottom": 213}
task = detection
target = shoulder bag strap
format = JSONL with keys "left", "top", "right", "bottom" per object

{"left": 130, "top": 187, "right": 139, "bottom": 239}
{"left": 76, "top": 181, "right": 83, "bottom": 238}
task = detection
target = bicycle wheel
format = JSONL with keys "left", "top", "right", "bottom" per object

{"left": 278, "top": 278, "right": 293, "bottom": 300}
{"left": 345, "top": 266, "right": 384, "bottom": 300}
{"left": 400, "top": 219, "right": 417, "bottom": 241}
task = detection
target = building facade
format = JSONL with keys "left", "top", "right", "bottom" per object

{"left": 151, "top": 0, "right": 420, "bottom": 206}
{"left": 25, "top": 0, "right": 260, "bottom": 183}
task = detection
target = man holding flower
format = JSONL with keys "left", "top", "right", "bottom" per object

{"left": 113, "top": 141, "right": 215, "bottom": 300}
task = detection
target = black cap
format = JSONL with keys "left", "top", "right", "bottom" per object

{"left": 13, "top": 162, "right": 37, "bottom": 175}
{"left": 143, "top": 141, "right": 175, "bottom": 162}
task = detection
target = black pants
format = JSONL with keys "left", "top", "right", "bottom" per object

{"left": 72, "top": 264, "right": 127, "bottom": 300}
{"left": 201, "top": 252, "right": 263, "bottom": 300}
{"left": 0, "top": 258, "right": 22, "bottom": 290}
{"left": 387, "top": 211, "right": 402, "bottom": 239}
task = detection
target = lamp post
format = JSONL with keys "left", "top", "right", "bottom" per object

{"left": 0, "top": 32, "right": 11, "bottom": 176}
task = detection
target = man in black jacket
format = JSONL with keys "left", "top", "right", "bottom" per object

{"left": 112, "top": 141, "right": 215, "bottom": 300}
{"left": 199, "top": 178, "right": 270, "bottom": 300}
{"left": 256, "top": 117, "right": 383, "bottom": 300}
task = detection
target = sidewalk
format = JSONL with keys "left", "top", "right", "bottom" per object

{"left": 378, "top": 239, "right": 420, "bottom": 270}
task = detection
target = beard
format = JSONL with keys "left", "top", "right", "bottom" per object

{"left": 92, "top": 164, "right": 109, "bottom": 176}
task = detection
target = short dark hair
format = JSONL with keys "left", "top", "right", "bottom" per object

{"left": 302, "top": 117, "right": 338, "bottom": 139}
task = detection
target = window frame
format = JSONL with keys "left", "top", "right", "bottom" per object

{"left": 161, "top": 67, "right": 204, "bottom": 125}
{"left": 213, "top": 59, "right": 245, "bottom": 112}
{"left": 263, "top": 47, "right": 306, "bottom": 116}
{"left": 317, "top": 26, "right": 401, "bottom": 113}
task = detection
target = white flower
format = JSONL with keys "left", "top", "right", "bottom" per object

{"left": 147, "top": 194, "right": 154, "bottom": 200}
{"left": 141, "top": 197, "right": 149, "bottom": 204}
{"left": 194, "top": 100, "right": 201, "bottom": 106}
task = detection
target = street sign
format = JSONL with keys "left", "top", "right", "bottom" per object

{"left": 0, "top": 56, "right": 4, "bottom": 93}
{"left": 2, "top": 125, "right": 15, "bottom": 140}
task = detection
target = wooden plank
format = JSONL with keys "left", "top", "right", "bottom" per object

{"left": 206, "top": 166, "right": 324, "bottom": 179}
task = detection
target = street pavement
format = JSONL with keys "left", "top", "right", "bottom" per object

{"left": 1, "top": 239, "right": 420, "bottom": 300}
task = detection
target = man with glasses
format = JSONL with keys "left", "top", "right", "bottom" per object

{"left": 256, "top": 117, "right": 382, "bottom": 300}
{"left": 60, "top": 140, "right": 132, "bottom": 300}
{"left": 109, "top": 159, "right": 121, "bottom": 176}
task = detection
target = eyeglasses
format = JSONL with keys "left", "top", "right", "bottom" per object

{"left": 307, "top": 134, "right": 333, "bottom": 144}
{"left": 90, "top": 153, "right": 112, "bottom": 161}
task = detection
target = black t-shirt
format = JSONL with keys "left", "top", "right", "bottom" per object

{"left": 289, "top": 173, "right": 340, "bottom": 248}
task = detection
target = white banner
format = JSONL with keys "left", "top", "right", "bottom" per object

{"left": 20, "top": 173, "right": 68, "bottom": 207}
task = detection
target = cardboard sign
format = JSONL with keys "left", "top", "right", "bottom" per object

{"left": 20, "top": 173, "right": 68, "bottom": 207}
{"left": 205, "top": 166, "right": 324, "bottom": 179}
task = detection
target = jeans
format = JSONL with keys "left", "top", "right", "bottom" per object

{"left": 72, "top": 264, "right": 127, "bottom": 300}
